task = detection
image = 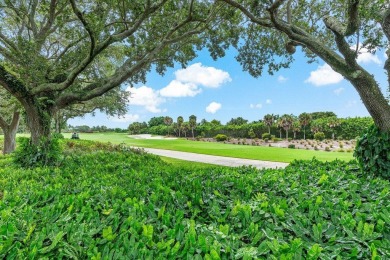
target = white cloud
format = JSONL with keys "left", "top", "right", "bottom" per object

{"left": 351, "top": 46, "right": 381, "bottom": 65}
{"left": 127, "top": 86, "right": 165, "bottom": 113}
{"left": 305, "top": 64, "right": 344, "bottom": 86}
{"left": 266, "top": 99, "right": 272, "bottom": 104}
{"left": 250, "top": 103, "right": 262, "bottom": 109}
{"left": 159, "top": 80, "right": 202, "bottom": 97}
{"left": 206, "top": 102, "right": 222, "bottom": 114}
{"left": 109, "top": 114, "right": 139, "bottom": 123}
{"left": 333, "top": 87, "right": 345, "bottom": 96}
{"left": 277, "top": 75, "right": 288, "bottom": 82}
{"left": 175, "top": 63, "right": 231, "bottom": 88}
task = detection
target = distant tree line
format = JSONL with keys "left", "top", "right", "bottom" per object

{"left": 128, "top": 112, "right": 373, "bottom": 140}
{"left": 68, "top": 125, "right": 128, "bottom": 133}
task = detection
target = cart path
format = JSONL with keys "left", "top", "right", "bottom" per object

{"left": 136, "top": 147, "right": 289, "bottom": 169}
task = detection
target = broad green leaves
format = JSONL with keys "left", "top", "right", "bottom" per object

{"left": 0, "top": 140, "right": 389, "bottom": 258}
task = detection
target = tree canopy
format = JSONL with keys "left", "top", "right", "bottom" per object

{"left": 221, "top": 0, "right": 390, "bottom": 131}
{"left": 0, "top": 0, "right": 238, "bottom": 144}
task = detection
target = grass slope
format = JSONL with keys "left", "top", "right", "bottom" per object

{"left": 0, "top": 141, "right": 388, "bottom": 258}
{"left": 63, "top": 132, "right": 354, "bottom": 163}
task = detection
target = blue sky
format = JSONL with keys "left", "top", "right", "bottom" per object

{"left": 69, "top": 47, "right": 388, "bottom": 128}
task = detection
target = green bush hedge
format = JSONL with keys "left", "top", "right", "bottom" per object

{"left": 214, "top": 134, "right": 228, "bottom": 142}
{"left": 0, "top": 142, "right": 389, "bottom": 258}
{"left": 314, "top": 132, "right": 325, "bottom": 141}
{"left": 262, "top": 133, "right": 271, "bottom": 140}
{"left": 354, "top": 125, "right": 390, "bottom": 179}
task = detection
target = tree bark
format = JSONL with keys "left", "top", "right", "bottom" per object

{"left": 1, "top": 111, "right": 20, "bottom": 154}
{"left": 24, "top": 103, "right": 53, "bottom": 145}
{"left": 346, "top": 71, "right": 390, "bottom": 132}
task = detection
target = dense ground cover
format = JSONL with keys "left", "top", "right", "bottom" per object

{"left": 0, "top": 140, "right": 389, "bottom": 258}
{"left": 62, "top": 133, "right": 354, "bottom": 163}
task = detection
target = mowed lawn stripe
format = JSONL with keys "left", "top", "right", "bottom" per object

{"left": 62, "top": 133, "right": 354, "bottom": 163}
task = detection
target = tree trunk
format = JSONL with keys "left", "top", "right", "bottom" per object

{"left": 285, "top": 130, "right": 289, "bottom": 140}
{"left": 24, "top": 103, "right": 53, "bottom": 145}
{"left": 192, "top": 128, "right": 194, "bottom": 138}
{"left": 348, "top": 72, "right": 390, "bottom": 132}
{"left": 1, "top": 111, "right": 20, "bottom": 154}
{"left": 303, "top": 127, "right": 306, "bottom": 140}
{"left": 294, "top": 132, "right": 296, "bottom": 139}
{"left": 268, "top": 126, "right": 271, "bottom": 134}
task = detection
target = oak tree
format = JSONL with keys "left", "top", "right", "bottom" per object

{"left": 221, "top": 0, "right": 390, "bottom": 132}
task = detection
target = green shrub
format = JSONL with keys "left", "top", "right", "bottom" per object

{"left": 288, "top": 144, "right": 295, "bottom": 149}
{"left": 262, "top": 133, "right": 271, "bottom": 140}
{"left": 215, "top": 134, "right": 228, "bottom": 142}
{"left": 314, "top": 132, "right": 325, "bottom": 141}
{"left": 52, "top": 132, "right": 65, "bottom": 139}
{"left": 248, "top": 128, "right": 256, "bottom": 139}
{"left": 13, "top": 137, "right": 62, "bottom": 167}
{"left": 1, "top": 151, "right": 389, "bottom": 258}
{"left": 354, "top": 125, "right": 390, "bottom": 179}
{"left": 288, "top": 138, "right": 292, "bottom": 142}
{"left": 325, "top": 146, "right": 331, "bottom": 152}
{"left": 272, "top": 137, "right": 281, "bottom": 142}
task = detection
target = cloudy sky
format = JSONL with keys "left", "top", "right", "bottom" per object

{"left": 69, "top": 47, "right": 388, "bottom": 128}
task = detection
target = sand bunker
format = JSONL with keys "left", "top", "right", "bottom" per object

{"left": 128, "top": 134, "right": 177, "bottom": 140}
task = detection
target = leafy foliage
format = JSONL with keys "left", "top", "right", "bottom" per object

{"left": 354, "top": 126, "right": 390, "bottom": 179}
{"left": 0, "top": 141, "right": 389, "bottom": 258}
{"left": 314, "top": 132, "right": 326, "bottom": 141}
{"left": 13, "top": 137, "right": 62, "bottom": 168}
{"left": 215, "top": 134, "right": 228, "bottom": 142}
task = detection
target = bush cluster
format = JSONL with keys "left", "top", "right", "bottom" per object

{"left": 214, "top": 134, "right": 228, "bottom": 142}
{"left": 1, "top": 143, "right": 389, "bottom": 258}
{"left": 314, "top": 132, "right": 325, "bottom": 141}
{"left": 13, "top": 137, "right": 62, "bottom": 167}
{"left": 354, "top": 125, "right": 390, "bottom": 179}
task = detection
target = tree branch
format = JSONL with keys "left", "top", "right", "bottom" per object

{"left": 323, "top": 0, "right": 360, "bottom": 37}
{"left": 10, "top": 111, "right": 20, "bottom": 130}
{"left": 345, "top": 0, "right": 360, "bottom": 36}
{"left": 381, "top": 8, "right": 390, "bottom": 85}
{"left": 0, "top": 31, "right": 19, "bottom": 53}
{"left": 35, "top": 0, "right": 58, "bottom": 45}
{"left": 69, "top": 0, "right": 96, "bottom": 58}
{"left": 32, "top": 1, "right": 166, "bottom": 95}
{"left": 221, "top": 0, "right": 273, "bottom": 27}
{"left": 54, "top": 8, "right": 207, "bottom": 108}
{"left": 0, "top": 65, "right": 31, "bottom": 103}
{"left": 28, "top": 0, "right": 39, "bottom": 37}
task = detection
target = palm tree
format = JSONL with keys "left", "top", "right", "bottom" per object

{"left": 292, "top": 120, "right": 301, "bottom": 139}
{"left": 276, "top": 118, "right": 283, "bottom": 139}
{"left": 299, "top": 113, "right": 312, "bottom": 140}
{"left": 177, "top": 116, "right": 184, "bottom": 137}
{"left": 182, "top": 122, "right": 190, "bottom": 138}
{"left": 164, "top": 116, "right": 173, "bottom": 136}
{"left": 327, "top": 116, "right": 340, "bottom": 140}
{"left": 263, "top": 114, "right": 274, "bottom": 134}
{"left": 189, "top": 115, "right": 197, "bottom": 138}
{"left": 310, "top": 120, "right": 322, "bottom": 134}
{"left": 280, "top": 114, "right": 294, "bottom": 140}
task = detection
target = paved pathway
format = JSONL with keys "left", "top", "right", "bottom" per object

{"left": 137, "top": 147, "right": 289, "bottom": 169}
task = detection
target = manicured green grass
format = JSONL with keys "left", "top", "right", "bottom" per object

{"left": 159, "top": 156, "right": 228, "bottom": 169}
{"left": 63, "top": 132, "right": 354, "bottom": 163}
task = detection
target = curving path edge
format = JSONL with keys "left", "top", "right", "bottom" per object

{"left": 135, "top": 147, "right": 289, "bottom": 169}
